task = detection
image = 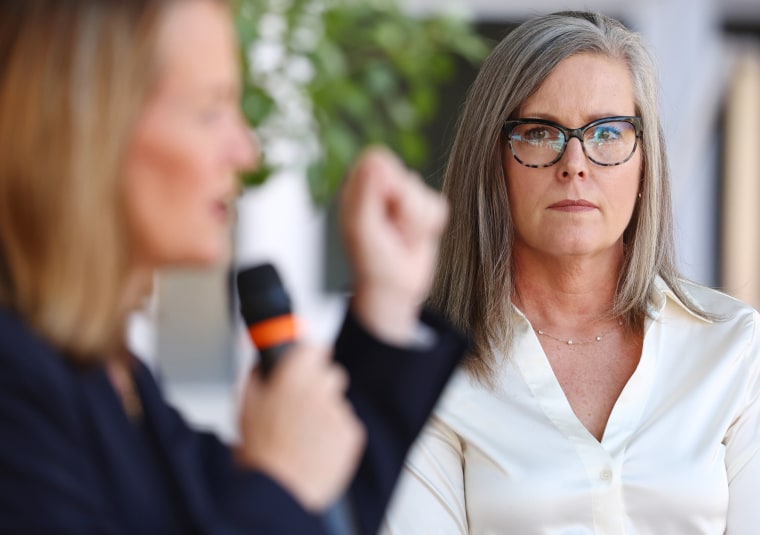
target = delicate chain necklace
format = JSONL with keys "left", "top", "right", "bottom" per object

{"left": 535, "top": 319, "right": 623, "bottom": 346}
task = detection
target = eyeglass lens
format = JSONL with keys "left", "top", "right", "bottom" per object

{"left": 509, "top": 120, "right": 638, "bottom": 167}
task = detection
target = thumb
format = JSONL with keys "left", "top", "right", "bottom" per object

{"left": 241, "top": 366, "right": 266, "bottom": 408}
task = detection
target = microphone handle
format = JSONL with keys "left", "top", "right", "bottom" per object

{"left": 323, "top": 495, "right": 362, "bottom": 535}
{"left": 257, "top": 342, "right": 291, "bottom": 378}
{"left": 255, "top": 340, "right": 362, "bottom": 535}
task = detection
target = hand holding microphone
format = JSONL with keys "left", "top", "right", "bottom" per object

{"left": 234, "top": 147, "right": 451, "bottom": 533}
{"left": 235, "top": 265, "right": 365, "bottom": 518}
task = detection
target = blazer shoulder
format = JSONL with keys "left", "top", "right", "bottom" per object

{"left": 0, "top": 306, "right": 73, "bottom": 384}
{"left": 0, "top": 306, "right": 90, "bottom": 428}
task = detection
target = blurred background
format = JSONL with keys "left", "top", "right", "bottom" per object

{"left": 130, "top": 0, "right": 760, "bottom": 439}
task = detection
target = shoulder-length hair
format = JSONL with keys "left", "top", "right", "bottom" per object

{"left": 0, "top": 0, "right": 172, "bottom": 359}
{"left": 430, "top": 11, "right": 704, "bottom": 381}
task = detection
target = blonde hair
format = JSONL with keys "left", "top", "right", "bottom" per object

{"left": 430, "top": 11, "right": 705, "bottom": 381}
{"left": 0, "top": 0, "right": 172, "bottom": 358}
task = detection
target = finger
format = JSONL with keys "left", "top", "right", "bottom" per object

{"left": 271, "top": 343, "right": 331, "bottom": 382}
{"left": 324, "top": 363, "right": 349, "bottom": 395}
{"left": 349, "top": 146, "right": 405, "bottom": 193}
{"left": 239, "top": 373, "right": 265, "bottom": 429}
{"left": 340, "top": 404, "right": 367, "bottom": 454}
{"left": 244, "top": 367, "right": 265, "bottom": 399}
{"left": 394, "top": 173, "right": 449, "bottom": 242}
{"left": 341, "top": 147, "right": 405, "bottom": 225}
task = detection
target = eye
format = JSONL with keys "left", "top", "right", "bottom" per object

{"left": 522, "top": 126, "right": 551, "bottom": 141}
{"left": 519, "top": 126, "right": 564, "bottom": 152}
{"left": 590, "top": 124, "right": 623, "bottom": 142}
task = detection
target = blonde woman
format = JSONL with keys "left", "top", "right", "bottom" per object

{"left": 0, "top": 0, "right": 465, "bottom": 533}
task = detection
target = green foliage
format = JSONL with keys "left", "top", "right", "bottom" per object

{"left": 235, "top": 0, "right": 489, "bottom": 205}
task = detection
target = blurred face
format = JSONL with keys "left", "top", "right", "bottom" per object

{"left": 503, "top": 53, "right": 641, "bottom": 262}
{"left": 123, "top": 0, "right": 257, "bottom": 269}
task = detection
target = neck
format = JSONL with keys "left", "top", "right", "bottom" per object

{"left": 513, "top": 246, "right": 623, "bottom": 329}
{"left": 121, "top": 267, "right": 155, "bottom": 315}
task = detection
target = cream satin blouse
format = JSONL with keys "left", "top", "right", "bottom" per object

{"left": 382, "top": 278, "right": 760, "bottom": 534}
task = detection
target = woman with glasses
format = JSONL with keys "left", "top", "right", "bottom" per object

{"left": 382, "top": 10, "right": 760, "bottom": 535}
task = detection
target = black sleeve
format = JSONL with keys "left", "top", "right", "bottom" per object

{"left": 333, "top": 309, "right": 468, "bottom": 535}
{"left": 189, "top": 423, "right": 329, "bottom": 534}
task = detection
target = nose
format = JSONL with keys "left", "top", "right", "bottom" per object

{"left": 556, "top": 137, "right": 587, "bottom": 181}
{"left": 231, "top": 114, "right": 260, "bottom": 172}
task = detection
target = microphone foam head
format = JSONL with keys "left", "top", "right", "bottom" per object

{"left": 237, "top": 263, "right": 280, "bottom": 295}
{"left": 236, "top": 263, "right": 292, "bottom": 325}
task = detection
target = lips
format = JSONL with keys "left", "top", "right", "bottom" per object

{"left": 212, "top": 186, "right": 236, "bottom": 221}
{"left": 212, "top": 199, "right": 230, "bottom": 222}
{"left": 548, "top": 199, "right": 597, "bottom": 210}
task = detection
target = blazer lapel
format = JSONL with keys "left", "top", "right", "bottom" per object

{"left": 131, "top": 361, "right": 215, "bottom": 532}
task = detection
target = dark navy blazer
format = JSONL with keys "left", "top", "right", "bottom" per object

{"left": 0, "top": 307, "right": 466, "bottom": 534}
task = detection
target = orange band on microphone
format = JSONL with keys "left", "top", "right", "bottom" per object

{"left": 248, "top": 315, "right": 298, "bottom": 349}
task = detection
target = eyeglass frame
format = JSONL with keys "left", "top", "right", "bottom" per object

{"left": 502, "top": 115, "right": 643, "bottom": 168}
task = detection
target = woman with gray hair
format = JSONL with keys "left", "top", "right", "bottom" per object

{"left": 382, "top": 10, "right": 759, "bottom": 534}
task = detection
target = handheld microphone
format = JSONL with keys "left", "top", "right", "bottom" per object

{"left": 236, "top": 263, "right": 298, "bottom": 378}
{"left": 236, "top": 263, "right": 361, "bottom": 535}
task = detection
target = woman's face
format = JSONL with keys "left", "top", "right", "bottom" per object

{"left": 123, "top": 0, "right": 257, "bottom": 269}
{"left": 503, "top": 53, "right": 641, "bottom": 263}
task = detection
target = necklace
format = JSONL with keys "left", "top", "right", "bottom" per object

{"left": 535, "top": 319, "right": 623, "bottom": 346}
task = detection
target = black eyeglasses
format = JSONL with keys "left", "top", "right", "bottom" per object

{"left": 502, "top": 116, "right": 643, "bottom": 168}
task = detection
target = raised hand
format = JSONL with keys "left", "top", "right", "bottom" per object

{"left": 340, "top": 147, "right": 449, "bottom": 344}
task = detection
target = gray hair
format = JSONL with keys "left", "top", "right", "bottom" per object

{"left": 429, "top": 11, "right": 703, "bottom": 381}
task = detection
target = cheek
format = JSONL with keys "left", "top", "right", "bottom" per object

{"left": 126, "top": 139, "right": 198, "bottom": 221}
{"left": 607, "top": 159, "right": 642, "bottom": 234}
{"left": 617, "top": 156, "right": 642, "bottom": 209}
{"left": 503, "top": 148, "right": 522, "bottom": 209}
{"left": 503, "top": 155, "right": 544, "bottom": 226}
{"left": 123, "top": 132, "right": 214, "bottom": 264}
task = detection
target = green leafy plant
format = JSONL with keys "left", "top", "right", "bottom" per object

{"left": 235, "top": 0, "right": 489, "bottom": 205}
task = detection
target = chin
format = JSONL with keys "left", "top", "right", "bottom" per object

{"left": 193, "top": 245, "right": 229, "bottom": 267}
{"left": 173, "top": 240, "right": 229, "bottom": 268}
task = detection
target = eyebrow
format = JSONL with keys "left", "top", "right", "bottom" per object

{"left": 518, "top": 112, "right": 627, "bottom": 124}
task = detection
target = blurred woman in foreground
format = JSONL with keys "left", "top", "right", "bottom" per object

{"left": 0, "top": 0, "right": 465, "bottom": 533}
